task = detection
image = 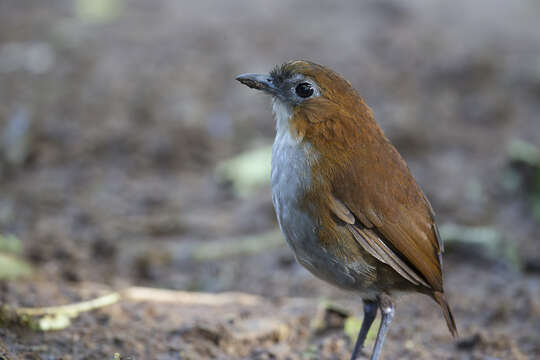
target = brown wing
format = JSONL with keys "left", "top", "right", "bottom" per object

{"left": 329, "top": 194, "right": 430, "bottom": 287}
{"left": 330, "top": 186, "right": 457, "bottom": 336}
{"left": 329, "top": 136, "right": 444, "bottom": 292}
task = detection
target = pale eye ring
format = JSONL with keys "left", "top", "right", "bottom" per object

{"left": 295, "top": 82, "right": 314, "bottom": 98}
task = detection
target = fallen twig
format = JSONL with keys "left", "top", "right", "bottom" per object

{"left": 123, "top": 287, "right": 262, "bottom": 306}
{"left": 2, "top": 287, "right": 263, "bottom": 331}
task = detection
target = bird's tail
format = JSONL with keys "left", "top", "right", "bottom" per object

{"left": 433, "top": 291, "right": 458, "bottom": 337}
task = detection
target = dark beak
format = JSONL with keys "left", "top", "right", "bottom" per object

{"left": 235, "top": 73, "right": 276, "bottom": 94}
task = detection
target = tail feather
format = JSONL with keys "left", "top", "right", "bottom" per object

{"left": 433, "top": 291, "right": 458, "bottom": 337}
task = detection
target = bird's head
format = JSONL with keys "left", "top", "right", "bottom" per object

{"left": 236, "top": 60, "right": 375, "bottom": 143}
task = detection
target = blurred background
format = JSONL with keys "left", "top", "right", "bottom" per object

{"left": 0, "top": 0, "right": 539, "bottom": 359}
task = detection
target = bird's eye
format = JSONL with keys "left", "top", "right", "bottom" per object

{"left": 295, "top": 82, "right": 314, "bottom": 98}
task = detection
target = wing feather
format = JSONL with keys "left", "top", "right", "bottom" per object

{"left": 326, "top": 138, "right": 444, "bottom": 291}
{"left": 347, "top": 224, "right": 430, "bottom": 287}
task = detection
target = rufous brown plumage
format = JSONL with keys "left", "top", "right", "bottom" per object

{"left": 236, "top": 60, "right": 457, "bottom": 360}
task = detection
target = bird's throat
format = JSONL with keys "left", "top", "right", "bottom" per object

{"left": 272, "top": 97, "right": 307, "bottom": 143}
{"left": 272, "top": 97, "right": 292, "bottom": 135}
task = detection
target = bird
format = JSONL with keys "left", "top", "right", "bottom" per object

{"left": 235, "top": 60, "right": 457, "bottom": 360}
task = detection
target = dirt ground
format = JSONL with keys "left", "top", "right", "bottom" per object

{"left": 0, "top": 0, "right": 539, "bottom": 359}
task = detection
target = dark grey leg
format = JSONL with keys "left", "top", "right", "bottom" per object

{"left": 370, "top": 294, "right": 395, "bottom": 360}
{"left": 350, "top": 299, "right": 378, "bottom": 360}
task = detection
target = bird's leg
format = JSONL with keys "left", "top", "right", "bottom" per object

{"left": 369, "top": 294, "right": 395, "bottom": 360}
{"left": 350, "top": 299, "right": 378, "bottom": 360}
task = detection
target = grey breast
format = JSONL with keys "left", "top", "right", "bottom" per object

{"left": 271, "top": 128, "right": 316, "bottom": 255}
{"left": 270, "top": 129, "right": 375, "bottom": 292}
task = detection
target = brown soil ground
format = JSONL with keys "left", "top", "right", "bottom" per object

{"left": 0, "top": 0, "right": 539, "bottom": 359}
